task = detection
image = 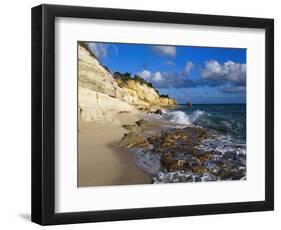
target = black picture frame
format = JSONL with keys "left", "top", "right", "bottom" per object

{"left": 31, "top": 4, "right": 274, "bottom": 225}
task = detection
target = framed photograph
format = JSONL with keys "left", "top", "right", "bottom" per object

{"left": 31, "top": 4, "right": 274, "bottom": 225}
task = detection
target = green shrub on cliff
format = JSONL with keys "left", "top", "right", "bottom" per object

{"left": 113, "top": 72, "right": 159, "bottom": 94}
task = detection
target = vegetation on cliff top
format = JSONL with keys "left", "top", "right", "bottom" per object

{"left": 113, "top": 72, "right": 153, "bottom": 87}
{"left": 113, "top": 72, "right": 168, "bottom": 97}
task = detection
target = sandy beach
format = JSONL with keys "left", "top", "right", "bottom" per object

{"left": 78, "top": 113, "right": 151, "bottom": 187}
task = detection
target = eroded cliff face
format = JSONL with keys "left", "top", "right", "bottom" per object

{"left": 79, "top": 45, "right": 125, "bottom": 98}
{"left": 114, "top": 78, "right": 177, "bottom": 108}
{"left": 158, "top": 97, "right": 178, "bottom": 107}
{"left": 79, "top": 87, "right": 137, "bottom": 125}
{"left": 78, "top": 43, "right": 177, "bottom": 122}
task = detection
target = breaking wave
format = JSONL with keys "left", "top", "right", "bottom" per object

{"left": 163, "top": 110, "right": 205, "bottom": 125}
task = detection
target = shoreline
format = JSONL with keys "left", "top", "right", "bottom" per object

{"left": 78, "top": 108, "right": 246, "bottom": 186}
{"left": 78, "top": 112, "right": 152, "bottom": 187}
{"left": 78, "top": 110, "right": 181, "bottom": 187}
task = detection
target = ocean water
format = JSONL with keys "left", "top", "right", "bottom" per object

{"left": 132, "top": 104, "right": 247, "bottom": 183}
{"left": 163, "top": 104, "right": 246, "bottom": 142}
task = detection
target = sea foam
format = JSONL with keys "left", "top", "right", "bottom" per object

{"left": 164, "top": 110, "right": 205, "bottom": 125}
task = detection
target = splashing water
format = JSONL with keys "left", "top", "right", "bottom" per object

{"left": 159, "top": 104, "right": 246, "bottom": 141}
{"left": 164, "top": 110, "right": 205, "bottom": 125}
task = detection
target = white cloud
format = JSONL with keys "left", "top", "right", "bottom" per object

{"left": 151, "top": 45, "right": 176, "bottom": 57}
{"left": 138, "top": 61, "right": 193, "bottom": 87}
{"left": 139, "top": 70, "right": 152, "bottom": 80}
{"left": 138, "top": 69, "right": 196, "bottom": 89}
{"left": 154, "top": 72, "right": 163, "bottom": 82}
{"left": 201, "top": 60, "right": 246, "bottom": 85}
{"left": 137, "top": 60, "right": 246, "bottom": 91}
{"left": 183, "top": 61, "right": 194, "bottom": 76}
{"left": 139, "top": 70, "right": 163, "bottom": 82}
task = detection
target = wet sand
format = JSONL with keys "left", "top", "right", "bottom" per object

{"left": 78, "top": 114, "right": 151, "bottom": 187}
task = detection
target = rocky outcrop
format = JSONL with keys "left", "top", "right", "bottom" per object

{"left": 135, "top": 119, "right": 155, "bottom": 130}
{"left": 122, "top": 119, "right": 157, "bottom": 132}
{"left": 122, "top": 124, "right": 141, "bottom": 132}
{"left": 119, "top": 132, "right": 150, "bottom": 148}
{"left": 78, "top": 42, "right": 177, "bottom": 124}
{"left": 158, "top": 96, "right": 178, "bottom": 107}
{"left": 118, "top": 125, "right": 245, "bottom": 181}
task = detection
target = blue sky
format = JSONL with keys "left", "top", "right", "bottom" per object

{"left": 86, "top": 42, "right": 246, "bottom": 104}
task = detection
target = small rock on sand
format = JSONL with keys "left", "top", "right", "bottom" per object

{"left": 122, "top": 124, "right": 141, "bottom": 132}
{"left": 135, "top": 119, "right": 155, "bottom": 130}
{"left": 119, "top": 132, "right": 150, "bottom": 148}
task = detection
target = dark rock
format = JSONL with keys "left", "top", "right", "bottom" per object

{"left": 203, "top": 159, "right": 245, "bottom": 180}
{"left": 223, "top": 151, "right": 237, "bottom": 160}
{"left": 154, "top": 109, "right": 163, "bottom": 115}
{"left": 236, "top": 154, "right": 246, "bottom": 166}
{"left": 147, "top": 127, "right": 212, "bottom": 174}
{"left": 231, "top": 159, "right": 246, "bottom": 167}
{"left": 122, "top": 124, "right": 141, "bottom": 132}
{"left": 221, "top": 166, "right": 245, "bottom": 180}
{"left": 193, "top": 176, "right": 202, "bottom": 182}
{"left": 148, "top": 129, "right": 196, "bottom": 149}
{"left": 183, "top": 127, "right": 208, "bottom": 139}
{"left": 192, "top": 166, "right": 208, "bottom": 174}
{"left": 192, "top": 149, "right": 210, "bottom": 162}
{"left": 154, "top": 127, "right": 207, "bottom": 148}
{"left": 135, "top": 119, "right": 155, "bottom": 130}
{"left": 119, "top": 132, "right": 150, "bottom": 148}
{"left": 205, "top": 161, "right": 223, "bottom": 176}
{"left": 143, "top": 125, "right": 246, "bottom": 181}
{"left": 160, "top": 154, "right": 190, "bottom": 172}
{"left": 237, "top": 153, "right": 246, "bottom": 160}
{"left": 186, "top": 101, "right": 192, "bottom": 108}
{"left": 153, "top": 172, "right": 193, "bottom": 183}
